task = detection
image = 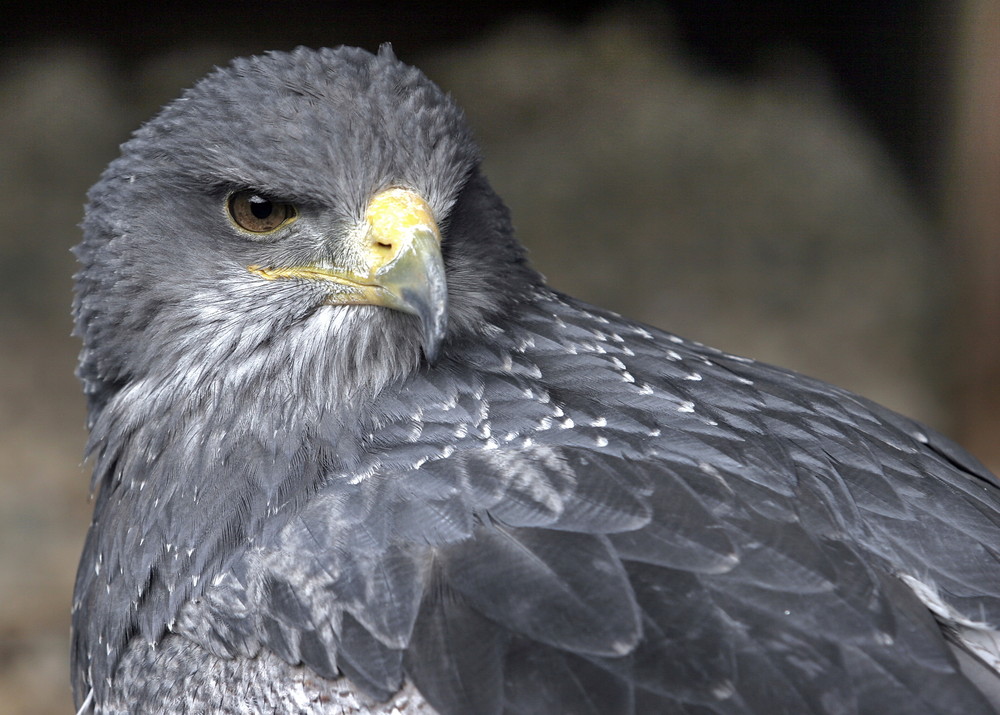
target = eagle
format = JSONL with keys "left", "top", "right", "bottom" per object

{"left": 72, "top": 45, "right": 1000, "bottom": 714}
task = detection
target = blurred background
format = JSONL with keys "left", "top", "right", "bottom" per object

{"left": 1, "top": 1, "right": 997, "bottom": 712}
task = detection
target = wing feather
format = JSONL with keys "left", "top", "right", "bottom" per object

{"left": 170, "top": 295, "right": 1000, "bottom": 713}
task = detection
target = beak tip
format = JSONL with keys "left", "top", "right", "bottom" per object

{"left": 422, "top": 341, "right": 441, "bottom": 364}
{"left": 419, "top": 304, "right": 447, "bottom": 365}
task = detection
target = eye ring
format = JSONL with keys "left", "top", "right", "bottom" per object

{"left": 227, "top": 190, "right": 297, "bottom": 234}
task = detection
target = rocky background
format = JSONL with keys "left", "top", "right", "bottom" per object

{"left": 1, "top": 3, "right": 996, "bottom": 712}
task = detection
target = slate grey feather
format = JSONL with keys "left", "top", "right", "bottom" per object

{"left": 72, "top": 45, "right": 1000, "bottom": 714}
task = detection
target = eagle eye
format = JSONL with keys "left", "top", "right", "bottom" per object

{"left": 228, "top": 191, "right": 297, "bottom": 234}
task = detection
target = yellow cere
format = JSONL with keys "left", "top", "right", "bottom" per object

{"left": 365, "top": 188, "right": 441, "bottom": 248}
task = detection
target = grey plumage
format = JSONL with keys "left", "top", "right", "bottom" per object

{"left": 72, "top": 45, "right": 1000, "bottom": 714}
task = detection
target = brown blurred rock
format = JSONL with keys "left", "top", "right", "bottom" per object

{"left": 0, "top": 46, "right": 128, "bottom": 322}
{"left": 947, "top": 0, "right": 1000, "bottom": 470}
{"left": 0, "top": 45, "right": 125, "bottom": 714}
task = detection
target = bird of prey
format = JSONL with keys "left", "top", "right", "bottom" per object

{"left": 71, "top": 45, "right": 1000, "bottom": 714}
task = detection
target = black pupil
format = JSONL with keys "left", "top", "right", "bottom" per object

{"left": 249, "top": 196, "right": 274, "bottom": 219}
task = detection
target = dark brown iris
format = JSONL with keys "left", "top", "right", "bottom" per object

{"left": 228, "top": 191, "right": 297, "bottom": 233}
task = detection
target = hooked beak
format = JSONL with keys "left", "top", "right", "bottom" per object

{"left": 248, "top": 187, "right": 448, "bottom": 362}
